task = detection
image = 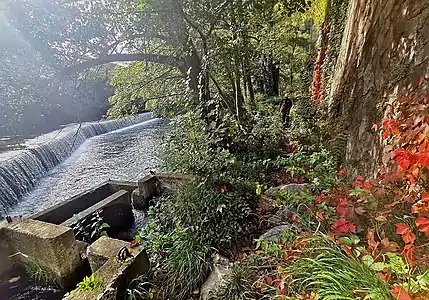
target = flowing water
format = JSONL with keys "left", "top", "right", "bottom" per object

{"left": 0, "top": 113, "right": 167, "bottom": 218}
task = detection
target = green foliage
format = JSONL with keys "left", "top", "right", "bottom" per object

{"left": 77, "top": 274, "right": 104, "bottom": 292}
{"left": 125, "top": 275, "right": 156, "bottom": 300}
{"left": 72, "top": 211, "right": 110, "bottom": 243}
{"left": 276, "top": 148, "right": 338, "bottom": 190}
{"left": 143, "top": 182, "right": 253, "bottom": 247}
{"left": 163, "top": 229, "right": 211, "bottom": 299}
{"left": 163, "top": 106, "right": 286, "bottom": 184}
{"left": 162, "top": 113, "right": 235, "bottom": 178}
{"left": 108, "top": 62, "right": 186, "bottom": 118}
{"left": 23, "top": 258, "right": 58, "bottom": 285}
{"left": 277, "top": 191, "right": 315, "bottom": 207}
{"left": 362, "top": 252, "right": 409, "bottom": 278}
{"left": 402, "top": 269, "right": 429, "bottom": 295}
{"left": 287, "top": 235, "right": 392, "bottom": 300}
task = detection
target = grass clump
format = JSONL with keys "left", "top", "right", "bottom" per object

{"left": 211, "top": 262, "right": 261, "bottom": 300}
{"left": 163, "top": 229, "right": 211, "bottom": 299}
{"left": 22, "top": 257, "right": 58, "bottom": 285}
{"left": 287, "top": 235, "right": 392, "bottom": 300}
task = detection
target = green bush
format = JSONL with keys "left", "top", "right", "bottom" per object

{"left": 142, "top": 182, "right": 253, "bottom": 248}
{"left": 162, "top": 113, "right": 235, "bottom": 179}
{"left": 163, "top": 107, "right": 286, "bottom": 183}
{"left": 139, "top": 182, "right": 254, "bottom": 299}
{"left": 275, "top": 148, "right": 338, "bottom": 190}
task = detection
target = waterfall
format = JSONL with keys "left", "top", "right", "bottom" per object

{"left": 0, "top": 113, "right": 153, "bottom": 216}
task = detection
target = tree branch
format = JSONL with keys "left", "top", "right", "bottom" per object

{"left": 62, "top": 53, "right": 183, "bottom": 74}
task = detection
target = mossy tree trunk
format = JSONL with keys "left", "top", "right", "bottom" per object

{"left": 329, "top": 0, "right": 429, "bottom": 175}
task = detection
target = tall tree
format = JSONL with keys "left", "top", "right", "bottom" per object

{"left": 328, "top": 0, "right": 429, "bottom": 175}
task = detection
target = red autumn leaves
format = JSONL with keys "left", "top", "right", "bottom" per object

{"left": 395, "top": 223, "right": 416, "bottom": 244}
{"left": 395, "top": 223, "right": 414, "bottom": 267}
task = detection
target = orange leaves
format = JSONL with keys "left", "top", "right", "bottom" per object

{"left": 336, "top": 199, "right": 348, "bottom": 217}
{"left": 338, "top": 165, "right": 347, "bottom": 177}
{"left": 395, "top": 223, "right": 415, "bottom": 266}
{"left": 416, "top": 217, "right": 429, "bottom": 237}
{"left": 392, "top": 286, "right": 412, "bottom": 300}
{"left": 392, "top": 148, "right": 417, "bottom": 170}
{"left": 315, "top": 211, "right": 325, "bottom": 222}
{"left": 382, "top": 118, "right": 399, "bottom": 140}
{"left": 402, "top": 244, "right": 414, "bottom": 266}
{"left": 316, "top": 194, "right": 326, "bottom": 204}
{"left": 395, "top": 223, "right": 416, "bottom": 244}
{"left": 412, "top": 193, "right": 429, "bottom": 216}
{"left": 367, "top": 229, "right": 380, "bottom": 252}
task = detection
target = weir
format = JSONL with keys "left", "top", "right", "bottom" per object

{"left": 0, "top": 113, "right": 153, "bottom": 217}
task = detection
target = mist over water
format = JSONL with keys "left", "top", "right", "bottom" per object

{"left": 0, "top": 114, "right": 167, "bottom": 218}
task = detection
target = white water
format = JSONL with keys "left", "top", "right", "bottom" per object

{"left": 0, "top": 114, "right": 166, "bottom": 217}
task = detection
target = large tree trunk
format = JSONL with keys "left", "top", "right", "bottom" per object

{"left": 329, "top": 0, "right": 429, "bottom": 175}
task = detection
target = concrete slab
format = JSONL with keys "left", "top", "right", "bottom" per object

{"left": 61, "top": 190, "right": 133, "bottom": 229}
{"left": 64, "top": 236, "right": 149, "bottom": 300}
{"left": 1, "top": 219, "right": 82, "bottom": 285}
{"left": 32, "top": 182, "right": 115, "bottom": 224}
{"left": 0, "top": 226, "right": 13, "bottom": 277}
{"left": 154, "top": 172, "right": 192, "bottom": 191}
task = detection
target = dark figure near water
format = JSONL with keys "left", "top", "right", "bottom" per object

{"left": 280, "top": 97, "right": 293, "bottom": 128}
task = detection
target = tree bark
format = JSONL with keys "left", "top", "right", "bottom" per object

{"left": 311, "top": 0, "right": 332, "bottom": 103}
{"left": 330, "top": 0, "right": 429, "bottom": 176}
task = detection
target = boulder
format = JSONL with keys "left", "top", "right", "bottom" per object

{"left": 264, "top": 183, "right": 310, "bottom": 197}
{"left": 259, "top": 225, "right": 297, "bottom": 242}
{"left": 267, "top": 208, "right": 293, "bottom": 226}
{"left": 200, "top": 254, "right": 231, "bottom": 300}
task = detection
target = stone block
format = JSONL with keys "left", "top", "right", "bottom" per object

{"left": 87, "top": 236, "right": 130, "bottom": 273}
{"left": 0, "top": 226, "right": 13, "bottom": 277}
{"left": 1, "top": 219, "right": 82, "bottom": 283}
{"left": 154, "top": 172, "right": 192, "bottom": 191}
{"left": 109, "top": 180, "right": 138, "bottom": 194}
{"left": 64, "top": 236, "right": 150, "bottom": 300}
{"left": 138, "top": 175, "right": 157, "bottom": 200}
{"left": 200, "top": 254, "right": 231, "bottom": 300}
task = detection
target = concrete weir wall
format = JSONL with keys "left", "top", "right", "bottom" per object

{"left": 0, "top": 173, "right": 186, "bottom": 299}
{"left": 31, "top": 182, "right": 116, "bottom": 224}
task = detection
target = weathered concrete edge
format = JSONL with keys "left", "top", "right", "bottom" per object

{"left": 61, "top": 190, "right": 130, "bottom": 227}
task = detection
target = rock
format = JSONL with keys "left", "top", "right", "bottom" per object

{"left": 264, "top": 183, "right": 310, "bottom": 197}
{"left": 259, "top": 225, "right": 296, "bottom": 242}
{"left": 200, "top": 254, "right": 231, "bottom": 300}
{"left": 267, "top": 208, "right": 293, "bottom": 226}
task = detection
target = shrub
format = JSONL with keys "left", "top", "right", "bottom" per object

{"left": 163, "top": 107, "right": 286, "bottom": 183}
{"left": 77, "top": 274, "right": 104, "bottom": 292}
{"left": 275, "top": 148, "right": 338, "bottom": 190}
{"left": 162, "top": 113, "right": 235, "bottom": 179}
{"left": 142, "top": 182, "right": 253, "bottom": 248}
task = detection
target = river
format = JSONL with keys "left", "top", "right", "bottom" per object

{"left": 0, "top": 114, "right": 167, "bottom": 218}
